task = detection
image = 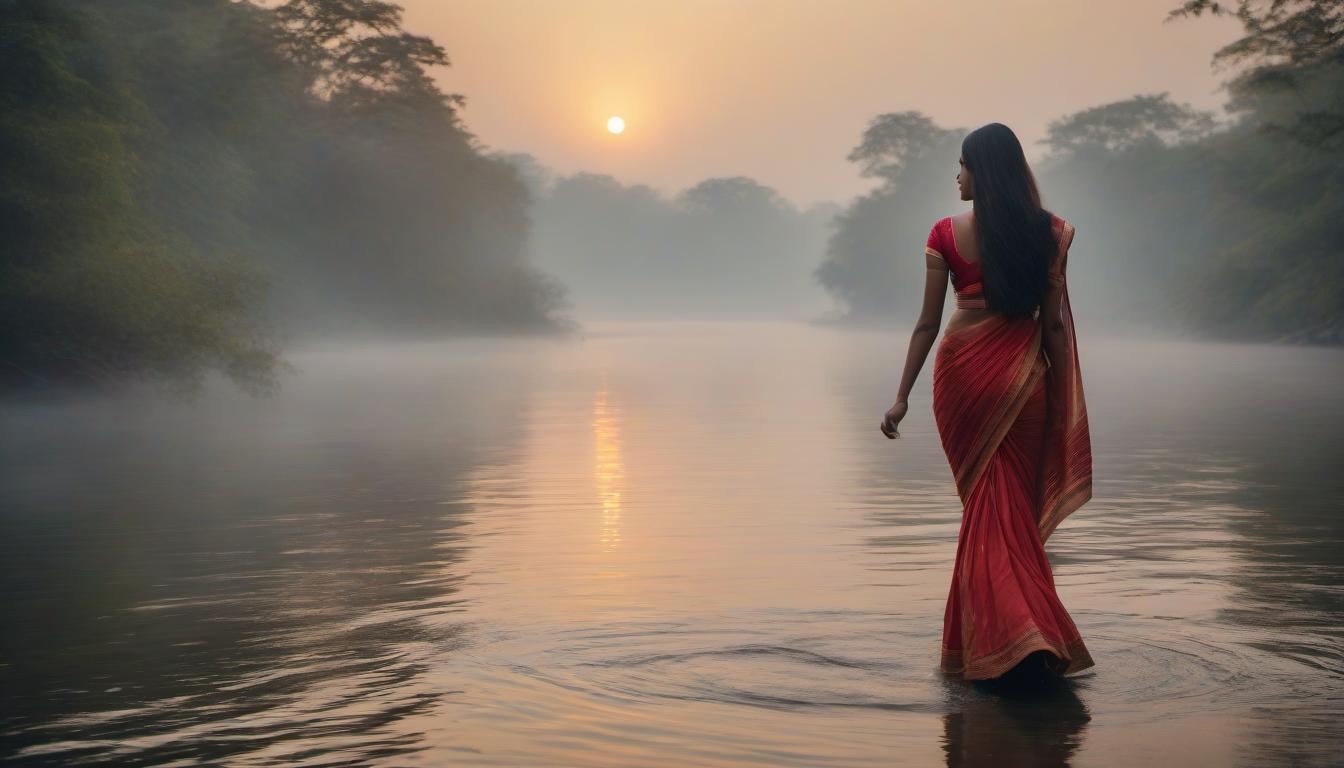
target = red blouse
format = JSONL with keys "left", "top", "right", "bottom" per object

{"left": 925, "top": 216, "right": 981, "bottom": 294}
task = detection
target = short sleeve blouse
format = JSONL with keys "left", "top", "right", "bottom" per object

{"left": 925, "top": 217, "right": 981, "bottom": 293}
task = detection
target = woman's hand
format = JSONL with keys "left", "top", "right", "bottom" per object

{"left": 880, "top": 400, "right": 907, "bottom": 439}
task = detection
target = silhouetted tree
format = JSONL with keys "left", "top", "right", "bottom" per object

{"left": 273, "top": 0, "right": 463, "bottom": 117}
{"left": 1042, "top": 92, "right": 1217, "bottom": 155}
{"left": 1170, "top": 0, "right": 1344, "bottom": 146}
{"left": 814, "top": 111, "right": 963, "bottom": 320}
{"left": 525, "top": 169, "right": 831, "bottom": 320}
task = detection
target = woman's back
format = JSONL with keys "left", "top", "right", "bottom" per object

{"left": 926, "top": 212, "right": 1069, "bottom": 309}
{"left": 926, "top": 215, "right": 982, "bottom": 296}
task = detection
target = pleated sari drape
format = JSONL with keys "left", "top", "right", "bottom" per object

{"left": 927, "top": 216, "right": 1095, "bottom": 680}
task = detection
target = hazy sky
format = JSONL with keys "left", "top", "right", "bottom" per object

{"left": 398, "top": 0, "right": 1244, "bottom": 208}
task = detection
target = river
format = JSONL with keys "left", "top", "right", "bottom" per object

{"left": 2, "top": 321, "right": 1340, "bottom": 766}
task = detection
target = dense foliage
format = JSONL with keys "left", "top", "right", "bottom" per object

{"left": 816, "top": 1, "right": 1344, "bottom": 343}
{"left": 0, "top": 0, "right": 566, "bottom": 394}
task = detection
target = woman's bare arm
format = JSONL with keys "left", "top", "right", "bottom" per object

{"left": 894, "top": 256, "right": 950, "bottom": 404}
{"left": 881, "top": 247, "right": 948, "bottom": 438}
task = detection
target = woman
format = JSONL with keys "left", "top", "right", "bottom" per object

{"left": 878, "top": 122, "right": 1095, "bottom": 682}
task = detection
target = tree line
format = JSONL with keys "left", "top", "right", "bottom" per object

{"left": 816, "top": 0, "right": 1344, "bottom": 344}
{"left": 3, "top": 0, "right": 1337, "bottom": 397}
{"left": 1, "top": 0, "right": 567, "bottom": 395}
{"left": 501, "top": 153, "right": 839, "bottom": 321}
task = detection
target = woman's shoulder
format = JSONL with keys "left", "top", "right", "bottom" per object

{"left": 929, "top": 213, "right": 961, "bottom": 236}
{"left": 926, "top": 216, "right": 954, "bottom": 250}
{"left": 930, "top": 214, "right": 955, "bottom": 231}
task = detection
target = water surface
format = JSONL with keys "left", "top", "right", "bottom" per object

{"left": 2, "top": 322, "right": 1341, "bottom": 766}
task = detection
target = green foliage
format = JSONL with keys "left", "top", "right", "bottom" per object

{"left": 1167, "top": 0, "right": 1344, "bottom": 338}
{"left": 242, "top": 0, "right": 567, "bottom": 338}
{"left": 816, "top": 11, "right": 1344, "bottom": 343}
{"left": 1170, "top": 0, "right": 1344, "bottom": 146}
{"left": 1174, "top": 123, "right": 1344, "bottom": 339}
{"left": 0, "top": 0, "right": 280, "bottom": 394}
{"left": 0, "top": 0, "right": 567, "bottom": 394}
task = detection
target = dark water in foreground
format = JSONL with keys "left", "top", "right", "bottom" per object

{"left": 2, "top": 322, "right": 1341, "bottom": 767}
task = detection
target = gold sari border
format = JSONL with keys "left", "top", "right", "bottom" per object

{"left": 940, "top": 625, "right": 1095, "bottom": 680}
{"left": 1039, "top": 479, "right": 1093, "bottom": 543}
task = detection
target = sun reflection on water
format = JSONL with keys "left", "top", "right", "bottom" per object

{"left": 593, "top": 387, "right": 624, "bottom": 550}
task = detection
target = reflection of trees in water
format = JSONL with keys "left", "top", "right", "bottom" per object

{"left": 0, "top": 361, "right": 534, "bottom": 764}
{"left": 1188, "top": 362, "right": 1344, "bottom": 767}
{"left": 942, "top": 681, "right": 1091, "bottom": 768}
{"left": 1090, "top": 340, "right": 1344, "bottom": 764}
{"left": 1085, "top": 341, "right": 1344, "bottom": 765}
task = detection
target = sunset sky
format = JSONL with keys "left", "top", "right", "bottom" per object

{"left": 397, "top": 1, "right": 1244, "bottom": 208}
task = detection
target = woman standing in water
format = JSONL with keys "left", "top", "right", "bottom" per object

{"left": 879, "top": 122, "right": 1095, "bottom": 682}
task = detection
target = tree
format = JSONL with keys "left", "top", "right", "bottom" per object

{"left": 814, "top": 112, "right": 964, "bottom": 320}
{"left": 0, "top": 0, "right": 280, "bottom": 394}
{"left": 675, "top": 177, "right": 793, "bottom": 219}
{"left": 1041, "top": 93, "right": 1217, "bottom": 156}
{"left": 1170, "top": 0, "right": 1344, "bottom": 146}
{"left": 272, "top": 0, "right": 464, "bottom": 121}
{"left": 0, "top": 0, "right": 569, "bottom": 393}
{"left": 845, "top": 111, "right": 964, "bottom": 187}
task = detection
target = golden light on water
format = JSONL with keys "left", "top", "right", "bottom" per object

{"left": 606, "top": 115, "right": 625, "bottom": 134}
{"left": 592, "top": 387, "right": 624, "bottom": 549}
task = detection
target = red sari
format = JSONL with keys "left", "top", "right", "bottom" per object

{"left": 924, "top": 215, "right": 1095, "bottom": 680}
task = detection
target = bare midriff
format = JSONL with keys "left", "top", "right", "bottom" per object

{"left": 944, "top": 306, "right": 995, "bottom": 335}
{"left": 944, "top": 305, "right": 1040, "bottom": 336}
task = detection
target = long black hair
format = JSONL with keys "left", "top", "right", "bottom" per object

{"left": 961, "top": 123, "right": 1057, "bottom": 319}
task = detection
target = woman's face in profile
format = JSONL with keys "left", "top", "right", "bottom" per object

{"left": 956, "top": 157, "right": 974, "bottom": 201}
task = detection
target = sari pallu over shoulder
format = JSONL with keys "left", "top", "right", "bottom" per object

{"left": 931, "top": 219, "right": 1092, "bottom": 544}
{"left": 1036, "top": 221, "right": 1092, "bottom": 542}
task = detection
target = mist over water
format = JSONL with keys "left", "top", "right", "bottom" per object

{"left": 2, "top": 323, "right": 1340, "bottom": 766}
{"left": 4, "top": 2, "right": 1343, "bottom": 764}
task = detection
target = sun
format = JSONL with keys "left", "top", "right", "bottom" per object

{"left": 607, "top": 116, "right": 625, "bottom": 135}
